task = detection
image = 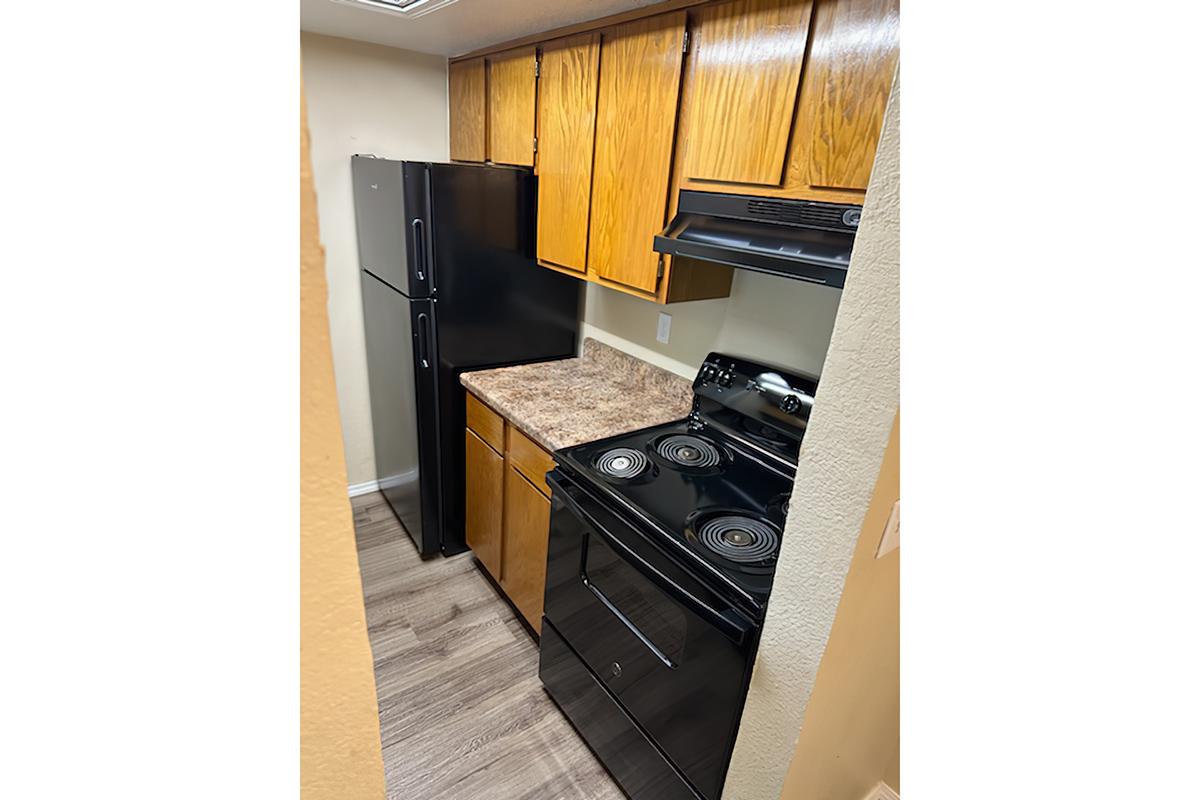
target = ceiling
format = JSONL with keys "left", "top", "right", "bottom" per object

{"left": 300, "top": 0, "right": 664, "bottom": 57}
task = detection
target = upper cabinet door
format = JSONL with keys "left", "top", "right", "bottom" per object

{"left": 536, "top": 33, "right": 601, "bottom": 273}
{"left": 449, "top": 58, "right": 486, "bottom": 162}
{"left": 802, "top": 0, "right": 899, "bottom": 191}
{"left": 487, "top": 46, "right": 538, "bottom": 167}
{"left": 683, "top": 0, "right": 814, "bottom": 186}
{"left": 589, "top": 13, "right": 687, "bottom": 295}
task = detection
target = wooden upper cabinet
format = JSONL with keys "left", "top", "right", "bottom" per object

{"left": 588, "top": 13, "right": 687, "bottom": 296}
{"left": 800, "top": 0, "right": 899, "bottom": 191}
{"left": 449, "top": 57, "right": 486, "bottom": 162}
{"left": 682, "top": 0, "right": 814, "bottom": 187}
{"left": 487, "top": 46, "right": 538, "bottom": 167}
{"left": 536, "top": 33, "right": 601, "bottom": 273}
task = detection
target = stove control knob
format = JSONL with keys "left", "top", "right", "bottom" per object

{"left": 699, "top": 363, "right": 718, "bottom": 382}
{"left": 717, "top": 370, "right": 734, "bottom": 387}
{"left": 779, "top": 394, "right": 802, "bottom": 414}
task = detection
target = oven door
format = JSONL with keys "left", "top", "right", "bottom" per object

{"left": 543, "top": 471, "right": 758, "bottom": 800}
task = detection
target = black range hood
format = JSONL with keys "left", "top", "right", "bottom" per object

{"left": 654, "top": 191, "right": 861, "bottom": 289}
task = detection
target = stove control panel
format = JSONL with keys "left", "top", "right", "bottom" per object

{"left": 698, "top": 362, "right": 737, "bottom": 388}
{"left": 693, "top": 353, "right": 819, "bottom": 433}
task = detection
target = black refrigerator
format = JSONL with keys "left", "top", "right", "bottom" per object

{"left": 352, "top": 157, "right": 580, "bottom": 556}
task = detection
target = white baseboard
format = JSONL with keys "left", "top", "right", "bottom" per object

{"left": 347, "top": 479, "right": 381, "bottom": 497}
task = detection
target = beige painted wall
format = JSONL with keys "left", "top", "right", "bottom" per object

{"left": 582, "top": 269, "right": 842, "bottom": 379}
{"left": 780, "top": 412, "right": 900, "bottom": 799}
{"left": 301, "top": 81, "right": 386, "bottom": 800}
{"left": 301, "top": 32, "right": 449, "bottom": 485}
{"left": 722, "top": 71, "right": 900, "bottom": 800}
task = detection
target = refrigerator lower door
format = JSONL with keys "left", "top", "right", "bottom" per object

{"left": 360, "top": 270, "right": 441, "bottom": 554}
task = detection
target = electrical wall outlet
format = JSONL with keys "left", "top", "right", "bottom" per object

{"left": 656, "top": 312, "right": 672, "bottom": 344}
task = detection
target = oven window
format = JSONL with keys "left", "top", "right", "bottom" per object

{"left": 585, "top": 534, "right": 687, "bottom": 664}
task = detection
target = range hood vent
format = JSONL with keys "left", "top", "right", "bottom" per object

{"left": 654, "top": 191, "right": 861, "bottom": 289}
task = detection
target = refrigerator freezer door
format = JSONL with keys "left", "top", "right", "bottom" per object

{"left": 352, "top": 156, "right": 432, "bottom": 298}
{"left": 360, "top": 270, "right": 441, "bottom": 554}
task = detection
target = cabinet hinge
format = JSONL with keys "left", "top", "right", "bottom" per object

{"left": 657, "top": 256, "right": 665, "bottom": 279}
{"left": 682, "top": 31, "right": 690, "bottom": 54}
{"left": 533, "top": 136, "right": 538, "bottom": 154}
{"left": 534, "top": 59, "right": 540, "bottom": 78}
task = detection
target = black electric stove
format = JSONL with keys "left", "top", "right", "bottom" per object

{"left": 540, "top": 353, "right": 818, "bottom": 800}
{"left": 553, "top": 353, "right": 817, "bottom": 618}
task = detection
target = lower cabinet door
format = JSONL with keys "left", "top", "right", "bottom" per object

{"left": 500, "top": 464, "right": 552, "bottom": 634}
{"left": 465, "top": 429, "right": 504, "bottom": 580}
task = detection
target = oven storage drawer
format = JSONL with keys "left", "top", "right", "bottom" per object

{"left": 539, "top": 619, "right": 701, "bottom": 800}
{"left": 543, "top": 471, "right": 757, "bottom": 800}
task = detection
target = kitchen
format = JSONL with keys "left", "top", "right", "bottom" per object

{"left": 7, "top": 0, "right": 1193, "bottom": 797}
{"left": 303, "top": 0, "right": 898, "bottom": 798}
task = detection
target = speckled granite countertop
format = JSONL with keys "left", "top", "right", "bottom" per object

{"left": 460, "top": 338, "right": 694, "bottom": 454}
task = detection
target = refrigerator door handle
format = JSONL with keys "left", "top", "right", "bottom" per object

{"left": 416, "top": 312, "right": 431, "bottom": 369}
{"left": 411, "top": 218, "right": 426, "bottom": 282}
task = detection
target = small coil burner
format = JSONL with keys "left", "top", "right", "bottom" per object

{"left": 593, "top": 447, "right": 651, "bottom": 480}
{"left": 696, "top": 515, "right": 780, "bottom": 564}
{"left": 655, "top": 434, "right": 723, "bottom": 470}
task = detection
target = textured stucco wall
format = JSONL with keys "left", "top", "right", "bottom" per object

{"left": 301, "top": 81, "right": 386, "bottom": 800}
{"left": 779, "top": 413, "right": 900, "bottom": 799}
{"left": 722, "top": 72, "right": 901, "bottom": 800}
{"left": 301, "top": 33, "right": 449, "bottom": 486}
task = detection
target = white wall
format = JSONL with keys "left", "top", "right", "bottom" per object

{"left": 721, "top": 73, "right": 901, "bottom": 800}
{"left": 301, "top": 32, "right": 448, "bottom": 485}
{"left": 582, "top": 269, "right": 842, "bottom": 380}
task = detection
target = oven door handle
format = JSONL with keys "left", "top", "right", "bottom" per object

{"left": 550, "top": 474, "right": 754, "bottom": 647}
{"left": 581, "top": 562, "right": 677, "bottom": 669}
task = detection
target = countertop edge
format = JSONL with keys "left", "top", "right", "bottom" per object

{"left": 458, "top": 341, "right": 695, "bottom": 456}
{"left": 460, "top": 373, "right": 567, "bottom": 454}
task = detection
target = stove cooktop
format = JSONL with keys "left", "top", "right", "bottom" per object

{"left": 556, "top": 417, "right": 794, "bottom": 611}
{"left": 554, "top": 352, "right": 817, "bottom": 614}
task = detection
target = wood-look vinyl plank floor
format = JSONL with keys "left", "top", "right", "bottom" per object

{"left": 351, "top": 492, "right": 625, "bottom": 800}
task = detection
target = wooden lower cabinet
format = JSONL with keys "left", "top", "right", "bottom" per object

{"left": 464, "top": 429, "right": 504, "bottom": 580}
{"left": 500, "top": 465, "right": 552, "bottom": 634}
{"left": 463, "top": 391, "right": 555, "bottom": 635}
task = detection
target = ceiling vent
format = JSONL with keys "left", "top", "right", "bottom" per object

{"left": 330, "top": 0, "right": 459, "bottom": 18}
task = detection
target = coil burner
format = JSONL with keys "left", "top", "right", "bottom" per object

{"left": 655, "top": 434, "right": 723, "bottom": 470}
{"left": 593, "top": 447, "right": 651, "bottom": 480}
{"left": 695, "top": 515, "right": 780, "bottom": 564}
